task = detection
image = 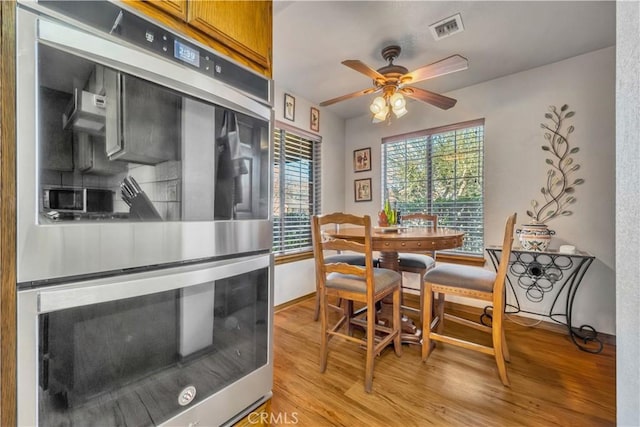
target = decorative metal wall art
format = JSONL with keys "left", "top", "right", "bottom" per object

{"left": 527, "top": 104, "right": 583, "bottom": 223}
{"left": 517, "top": 104, "right": 584, "bottom": 251}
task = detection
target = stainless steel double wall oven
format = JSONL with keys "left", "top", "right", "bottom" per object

{"left": 16, "top": 1, "right": 274, "bottom": 425}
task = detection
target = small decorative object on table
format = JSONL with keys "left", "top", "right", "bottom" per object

{"left": 378, "top": 199, "right": 397, "bottom": 227}
{"left": 518, "top": 104, "right": 584, "bottom": 251}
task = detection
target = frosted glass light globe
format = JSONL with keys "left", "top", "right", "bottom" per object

{"left": 389, "top": 92, "right": 406, "bottom": 109}
{"left": 369, "top": 96, "right": 386, "bottom": 114}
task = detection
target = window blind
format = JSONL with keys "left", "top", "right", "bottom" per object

{"left": 273, "top": 125, "right": 321, "bottom": 255}
{"left": 382, "top": 119, "right": 484, "bottom": 255}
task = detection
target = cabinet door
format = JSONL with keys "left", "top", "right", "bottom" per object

{"left": 187, "top": 1, "right": 272, "bottom": 71}
{"left": 39, "top": 87, "right": 74, "bottom": 171}
{"left": 145, "top": 0, "right": 188, "bottom": 21}
{"left": 77, "top": 133, "right": 128, "bottom": 175}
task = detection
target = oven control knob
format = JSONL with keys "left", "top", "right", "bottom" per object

{"left": 178, "top": 385, "right": 197, "bottom": 406}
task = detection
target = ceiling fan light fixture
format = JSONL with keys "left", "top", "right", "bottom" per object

{"left": 389, "top": 92, "right": 406, "bottom": 109}
{"left": 320, "top": 45, "right": 466, "bottom": 120}
{"left": 369, "top": 96, "right": 386, "bottom": 114}
{"left": 372, "top": 105, "right": 389, "bottom": 123}
{"left": 392, "top": 105, "right": 408, "bottom": 118}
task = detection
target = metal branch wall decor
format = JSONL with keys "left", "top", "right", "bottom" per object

{"left": 527, "top": 104, "right": 583, "bottom": 223}
{"left": 518, "top": 104, "right": 583, "bottom": 251}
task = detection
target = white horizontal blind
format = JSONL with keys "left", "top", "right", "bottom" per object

{"left": 382, "top": 120, "right": 484, "bottom": 255}
{"left": 273, "top": 126, "right": 321, "bottom": 255}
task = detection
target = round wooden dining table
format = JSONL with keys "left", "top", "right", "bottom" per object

{"left": 326, "top": 226, "right": 465, "bottom": 343}
{"left": 328, "top": 226, "right": 464, "bottom": 269}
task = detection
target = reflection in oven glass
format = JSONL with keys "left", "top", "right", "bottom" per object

{"left": 38, "top": 268, "right": 268, "bottom": 426}
{"left": 37, "top": 43, "right": 269, "bottom": 224}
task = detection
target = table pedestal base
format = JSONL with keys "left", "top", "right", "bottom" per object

{"left": 378, "top": 301, "right": 422, "bottom": 345}
{"left": 378, "top": 250, "right": 422, "bottom": 343}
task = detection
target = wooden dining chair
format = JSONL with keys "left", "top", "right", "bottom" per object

{"left": 313, "top": 252, "right": 379, "bottom": 321}
{"left": 312, "top": 212, "right": 402, "bottom": 393}
{"left": 397, "top": 213, "right": 438, "bottom": 320}
{"left": 421, "top": 212, "right": 517, "bottom": 386}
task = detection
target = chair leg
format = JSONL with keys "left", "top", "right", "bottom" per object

{"left": 364, "top": 300, "right": 376, "bottom": 393}
{"left": 421, "top": 282, "right": 434, "bottom": 361}
{"left": 392, "top": 288, "right": 403, "bottom": 357}
{"left": 502, "top": 328, "right": 511, "bottom": 363}
{"left": 346, "top": 300, "right": 354, "bottom": 336}
{"left": 319, "top": 290, "right": 328, "bottom": 373}
{"left": 313, "top": 290, "right": 320, "bottom": 321}
{"left": 492, "top": 312, "right": 510, "bottom": 386}
{"left": 417, "top": 268, "right": 427, "bottom": 326}
{"left": 419, "top": 280, "right": 424, "bottom": 326}
{"left": 435, "top": 292, "right": 445, "bottom": 334}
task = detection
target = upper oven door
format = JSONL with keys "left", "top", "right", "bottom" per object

{"left": 16, "top": 4, "right": 273, "bottom": 284}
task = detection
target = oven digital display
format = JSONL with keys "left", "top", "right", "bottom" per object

{"left": 174, "top": 40, "right": 200, "bottom": 67}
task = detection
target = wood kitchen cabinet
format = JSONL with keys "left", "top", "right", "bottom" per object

{"left": 147, "top": 0, "right": 187, "bottom": 20}
{"left": 124, "top": 0, "right": 272, "bottom": 77}
{"left": 187, "top": 1, "right": 272, "bottom": 72}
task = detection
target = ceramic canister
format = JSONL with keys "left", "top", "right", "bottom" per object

{"left": 516, "top": 222, "right": 555, "bottom": 251}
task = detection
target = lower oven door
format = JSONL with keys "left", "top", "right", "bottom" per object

{"left": 17, "top": 253, "right": 273, "bottom": 427}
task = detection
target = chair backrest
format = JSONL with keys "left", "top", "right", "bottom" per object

{"left": 493, "top": 212, "right": 517, "bottom": 303}
{"left": 311, "top": 212, "right": 375, "bottom": 290}
{"left": 402, "top": 213, "right": 437, "bottom": 230}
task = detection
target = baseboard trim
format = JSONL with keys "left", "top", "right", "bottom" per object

{"left": 403, "top": 292, "right": 616, "bottom": 347}
{"left": 279, "top": 291, "right": 616, "bottom": 347}
{"left": 275, "top": 292, "right": 315, "bottom": 313}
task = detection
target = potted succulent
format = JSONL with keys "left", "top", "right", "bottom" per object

{"left": 517, "top": 104, "right": 584, "bottom": 251}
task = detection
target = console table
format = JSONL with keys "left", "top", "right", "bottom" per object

{"left": 485, "top": 246, "right": 601, "bottom": 353}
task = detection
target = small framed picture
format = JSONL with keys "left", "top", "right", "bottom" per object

{"left": 310, "top": 107, "right": 320, "bottom": 132}
{"left": 284, "top": 93, "right": 295, "bottom": 121}
{"left": 354, "top": 178, "right": 372, "bottom": 202}
{"left": 353, "top": 147, "right": 371, "bottom": 172}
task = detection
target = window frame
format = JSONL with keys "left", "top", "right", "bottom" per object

{"left": 381, "top": 118, "right": 485, "bottom": 256}
{"left": 272, "top": 121, "right": 321, "bottom": 259}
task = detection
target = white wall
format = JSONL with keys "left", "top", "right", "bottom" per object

{"left": 272, "top": 86, "right": 346, "bottom": 305}
{"left": 343, "top": 47, "right": 616, "bottom": 335}
{"left": 616, "top": 1, "right": 640, "bottom": 423}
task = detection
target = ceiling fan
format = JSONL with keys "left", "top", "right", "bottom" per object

{"left": 319, "top": 45, "right": 468, "bottom": 120}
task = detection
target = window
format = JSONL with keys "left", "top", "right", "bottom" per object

{"left": 382, "top": 119, "right": 484, "bottom": 255}
{"left": 273, "top": 123, "right": 321, "bottom": 255}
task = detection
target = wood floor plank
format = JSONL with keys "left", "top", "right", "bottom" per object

{"left": 272, "top": 296, "right": 615, "bottom": 426}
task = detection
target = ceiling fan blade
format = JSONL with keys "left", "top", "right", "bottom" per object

{"left": 342, "top": 60, "right": 386, "bottom": 82}
{"left": 401, "top": 86, "right": 457, "bottom": 110}
{"left": 319, "top": 87, "right": 378, "bottom": 107}
{"left": 400, "top": 54, "right": 468, "bottom": 84}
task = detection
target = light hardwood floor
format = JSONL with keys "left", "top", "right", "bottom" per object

{"left": 271, "top": 296, "right": 615, "bottom": 426}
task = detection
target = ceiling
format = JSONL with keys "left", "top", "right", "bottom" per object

{"left": 272, "top": 1, "right": 616, "bottom": 120}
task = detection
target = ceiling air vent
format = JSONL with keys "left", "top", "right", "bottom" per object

{"left": 429, "top": 13, "right": 464, "bottom": 40}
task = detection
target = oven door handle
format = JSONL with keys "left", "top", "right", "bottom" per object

{"left": 37, "top": 253, "right": 272, "bottom": 313}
